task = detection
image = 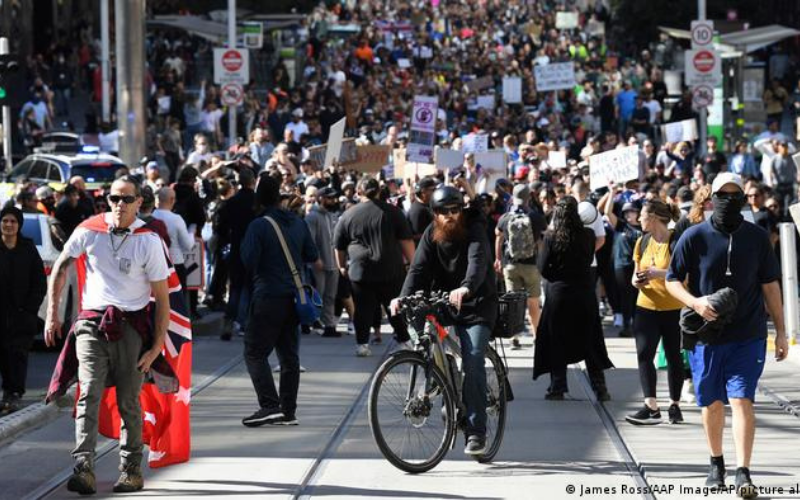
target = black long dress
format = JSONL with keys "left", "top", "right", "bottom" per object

{"left": 533, "top": 228, "right": 613, "bottom": 380}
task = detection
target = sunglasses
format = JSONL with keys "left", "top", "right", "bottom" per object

{"left": 434, "top": 206, "right": 463, "bottom": 216}
{"left": 108, "top": 194, "right": 138, "bottom": 204}
{"left": 713, "top": 192, "right": 743, "bottom": 200}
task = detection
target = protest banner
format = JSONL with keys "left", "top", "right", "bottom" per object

{"left": 462, "top": 133, "right": 489, "bottom": 153}
{"left": 397, "top": 162, "right": 436, "bottom": 180}
{"left": 476, "top": 95, "right": 495, "bottom": 112}
{"left": 589, "top": 146, "right": 640, "bottom": 190}
{"left": 435, "top": 148, "right": 465, "bottom": 171}
{"left": 555, "top": 12, "right": 579, "bottom": 29}
{"left": 586, "top": 19, "right": 606, "bottom": 36}
{"left": 502, "top": 77, "right": 522, "bottom": 104}
{"left": 324, "top": 118, "right": 346, "bottom": 168}
{"left": 349, "top": 145, "right": 391, "bottom": 173}
{"left": 474, "top": 150, "right": 506, "bottom": 175}
{"left": 534, "top": 62, "right": 576, "bottom": 92}
{"left": 548, "top": 150, "right": 567, "bottom": 169}
{"left": 184, "top": 240, "right": 205, "bottom": 290}
{"left": 408, "top": 95, "right": 438, "bottom": 163}
{"left": 308, "top": 138, "right": 358, "bottom": 170}
{"left": 661, "top": 119, "right": 699, "bottom": 143}
{"left": 466, "top": 75, "right": 494, "bottom": 92}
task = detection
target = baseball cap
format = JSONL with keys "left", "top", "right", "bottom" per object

{"left": 35, "top": 186, "right": 54, "bottom": 199}
{"left": 621, "top": 202, "right": 639, "bottom": 214}
{"left": 515, "top": 166, "right": 530, "bottom": 181}
{"left": 512, "top": 184, "right": 530, "bottom": 204}
{"left": 317, "top": 186, "right": 339, "bottom": 198}
{"left": 416, "top": 177, "right": 438, "bottom": 192}
{"left": 146, "top": 161, "right": 159, "bottom": 172}
{"left": 711, "top": 172, "right": 744, "bottom": 195}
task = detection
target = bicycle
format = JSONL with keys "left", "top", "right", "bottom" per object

{"left": 367, "top": 290, "right": 514, "bottom": 473}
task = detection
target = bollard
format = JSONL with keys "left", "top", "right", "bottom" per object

{"left": 779, "top": 223, "right": 798, "bottom": 345}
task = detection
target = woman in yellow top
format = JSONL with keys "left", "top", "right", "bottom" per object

{"left": 625, "top": 199, "right": 685, "bottom": 426}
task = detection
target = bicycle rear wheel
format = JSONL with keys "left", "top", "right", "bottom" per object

{"left": 368, "top": 351, "right": 457, "bottom": 473}
{"left": 475, "top": 346, "right": 508, "bottom": 463}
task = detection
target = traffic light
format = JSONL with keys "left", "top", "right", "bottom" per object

{"left": 0, "top": 54, "right": 20, "bottom": 106}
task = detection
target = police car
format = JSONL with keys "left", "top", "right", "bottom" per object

{"left": 0, "top": 146, "right": 128, "bottom": 205}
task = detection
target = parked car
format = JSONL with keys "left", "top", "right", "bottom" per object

{"left": 21, "top": 213, "right": 79, "bottom": 344}
{"left": 0, "top": 150, "right": 128, "bottom": 207}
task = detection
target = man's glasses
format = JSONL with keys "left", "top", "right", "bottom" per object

{"left": 108, "top": 195, "right": 138, "bottom": 205}
{"left": 434, "top": 206, "right": 462, "bottom": 216}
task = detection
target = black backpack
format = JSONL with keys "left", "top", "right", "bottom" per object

{"left": 636, "top": 230, "right": 678, "bottom": 262}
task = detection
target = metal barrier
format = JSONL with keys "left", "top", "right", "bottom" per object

{"left": 779, "top": 222, "right": 798, "bottom": 345}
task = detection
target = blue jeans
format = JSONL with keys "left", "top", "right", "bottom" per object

{"left": 454, "top": 323, "right": 490, "bottom": 437}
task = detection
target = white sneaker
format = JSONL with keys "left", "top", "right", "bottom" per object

{"left": 272, "top": 364, "right": 307, "bottom": 373}
{"left": 356, "top": 344, "right": 372, "bottom": 357}
{"left": 613, "top": 313, "right": 623, "bottom": 328}
{"left": 347, "top": 323, "right": 356, "bottom": 335}
{"left": 682, "top": 380, "right": 696, "bottom": 404}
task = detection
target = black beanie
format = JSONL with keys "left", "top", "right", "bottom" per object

{"left": 0, "top": 205, "right": 23, "bottom": 234}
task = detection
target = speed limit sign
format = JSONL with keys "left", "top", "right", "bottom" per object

{"left": 691, "top": 21, "right": 714, "bottom": 48}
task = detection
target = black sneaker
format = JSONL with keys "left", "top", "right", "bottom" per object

{"left": 706, "top": 463, "right": 727, "bottom": 490}
{"left": 266, "top": 413, "right": 299, "bottom": 426}
{"left": 544, "top": 391, "right": 565, "bottom": 401}
{"left": 464, "top": 434, "right": 486, "bottom": 455}
{"left": 321, "top": 326, "right": 341, "bottom": 338}
{"left": 1, "top": 393, "right": 22, "bottom": 414}
{"left": 619, "top": 327, "right": 634, "bottom": 338}
{"left": 735, "top": 467, "right": 758, "bottom": 499}
{"left": 242, "top": 408, "right": 284, "bottom": 427}
{"left": 594, "top": 387, "right": 611, "bottom": 402}
{"left": 625, "top": 405, "right": 662, "bottom": 425}
{"left": 668, "top": 404, "right": 684, "bottom": 424}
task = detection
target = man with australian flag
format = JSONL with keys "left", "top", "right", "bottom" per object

{"left": 44, "top": 176, "right": 192, "bottom": 495}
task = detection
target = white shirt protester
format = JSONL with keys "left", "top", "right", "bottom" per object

{"left": 153, "top": 208, "right": 196, "bottom": 266}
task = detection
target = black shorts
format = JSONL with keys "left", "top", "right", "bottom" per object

{"left": 336, "top": 274, "right": 352, "bottom": 300}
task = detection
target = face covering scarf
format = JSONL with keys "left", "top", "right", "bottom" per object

{"left": 711, "top": 192, "right": 745, "bottom": 233}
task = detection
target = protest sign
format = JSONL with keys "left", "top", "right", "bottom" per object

{"left": 555, "top": 12, "right": 579, "bottom": 29}
{"left": 586, "top": 19, "right": 606, "bottom": 36}
{"left": 589, "top": 146, "right": 640, "bottom": 190}
{"left": 349, "top": 145, "right": 391, "bottom": 173}
{"left": 792, "top": 152, "right": 800, "bottom": 172}
{"left": 549, "top": 150, "right": 567, "bottom": 169}
{"left": 474, "top": 150, "right": 506, "bottom": 174}
{"left": 408, "top": 95, "right": 438, "bottom": 163}
{"left": 184, "top": 240, "right": 205, "bottom": 290}
{"left": 435, "top": 148, "right": 464, "bottom": 171}
{"left": 661, "top": 119, "right": 699, "bottom": 143}
{"left": 309, "top": 138, "right": 357, "bottom": 170}
{"left": 466, "top": 75, "right": 494, "bottom": 92}
{"left": 789, "top": 203, "right": 800, "bottom": 237}
{"left": 324, "top": 118, "right": 346, "bottom": 168}
{"left": 397, "top": 162, "right": 436, "bottom": 180}
{"left": 534, "top": 62, "right": 576, "bottom": 92}
{"left": 462, "top": 133, "right": 489, "bottom": 153}
{"left": 502, "top": 77, "right": 522, "bottom": 104}
{"left": 476, "top": 95, "right": 495, "bottom": 112}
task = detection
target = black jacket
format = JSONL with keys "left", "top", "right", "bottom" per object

{"left": 0, "top": 237, "right": 47, "bottom": 342}
{"left": 216, "top": 188, "right": 256, "bottom": 270}
{"left": 173, "top": 183, "right": 206, "bottom": 234}
{"left": 680, "top": 287, "right": 738, "bottom": 349}
{"left": 401, "top": 209, "right": 497, "bottom": 327}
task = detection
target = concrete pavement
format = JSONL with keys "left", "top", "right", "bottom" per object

{"left": 0, "top": 321, "right": 799, "bottom": 499}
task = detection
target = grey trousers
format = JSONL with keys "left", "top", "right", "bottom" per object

{"left": 73, "top": 319, "right": 144, "bottom": 468}
{"left": 313, "top": 269, "right": 339, "bottom": 328}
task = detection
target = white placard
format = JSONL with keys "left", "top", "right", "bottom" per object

{"left": 462, "top": 133, "right": 489, "bottom": 153}
{"left": 589, "top": 146, "right": 640, "bottom": 190}
{"left": 474, "top": 151, "right": 506, "bottom": 174}
{"left": 661, "top": 119, "right": 699, "bottom": 143}
{"left": 793, "top": 152, "right": 800, "bottom": 171}
{"left": 502, "top": 77, "right": 522, "bottom": 104}
{"left": 435, "top": 148, "right": 465, "bottom": 171}
{"left": 476, "top": 95, "right": 495, "bottom": 112}
{"left": 183, "top": 239, "right": 204, "bottom": 290}
{"left": 213, "top": 48, "right": 250, "bottom": 85}
{"left": 555, "top": 12, "right": 579, "bottom": 29}
{"left": 789, "top": 203, "right": 800, "bottom": 237}
{"left": 586, "top": 20, "right": 605, "bottom": 36}
{"left": 408, "top": 95, "right": 439, "bottom": 163}
{"left": 534, "top": 62, "right": 576, "bottom": 92}
{"left": 549, "top": 151, "right": 567, "bottom": 169}
{"left": 397, "top": 58, "right": 412, "bottom": 69}
{"left": 324, "top": 118, "right": 346, "bottom": 169}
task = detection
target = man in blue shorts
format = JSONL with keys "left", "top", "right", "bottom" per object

{"left": 666, "top": 172, "right": 789, "bottom": 499}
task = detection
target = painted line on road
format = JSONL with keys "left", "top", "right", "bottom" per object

{"left": 575, "top": 364, "right": 657, "bottom": 500}
{"left": 294, "top": 340, "right": 396, "bottom": 500}
{"left": 24, "top": 352, "right": 244, "bottom": 500}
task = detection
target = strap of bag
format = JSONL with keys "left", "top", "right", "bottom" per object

{"left": 263, "top": 216, "right": 305, "bottom": 295}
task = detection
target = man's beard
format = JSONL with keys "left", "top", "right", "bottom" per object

{"left": 432, "top": 214, "right": 466, "bottom": 243}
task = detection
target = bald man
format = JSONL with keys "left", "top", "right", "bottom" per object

{"left": 153, "top": 187, "right": 196, "bottom": 298}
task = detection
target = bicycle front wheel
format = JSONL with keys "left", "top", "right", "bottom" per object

{"left": 476, "top": 346, "right": 508, "bottom": 463}
{"left": 368, "top": 351, "right": 457, "bottom": 473}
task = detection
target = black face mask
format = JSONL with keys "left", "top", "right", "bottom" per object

{"left": 712, "top": 192, "right": 745, "bottom": 233}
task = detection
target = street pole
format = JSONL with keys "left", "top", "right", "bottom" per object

{"left": 228, "top": 0, "right": 237, "bottom": 150}
{"left": 697, "top": 0, "right": 708, "bottom": 157}
{"left": 114, "top": 0, "right": 146, "bottom": 167}
{"left": 101, "top": 0, "right": 111, "bottom": 123}
{"left": 0, "top": 37, "right": 11, "bottom": 168}
{"left": 779, "top": 223, "right": 799, "bottom": 345}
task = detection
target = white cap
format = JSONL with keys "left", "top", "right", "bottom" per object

{"left": 292, "top": 108, "right": 304, "bottom": 118}
{"left": 711, "top": 172, "right": 743, "bottom": 194}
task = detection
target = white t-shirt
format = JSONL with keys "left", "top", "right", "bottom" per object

{"left": 153, "top": 208, "right": 196, "bottom": 265}
{"left": 285, "top": 120, "right": 310, "bottom": 141}
{"left": 64, "top": 215, "right": 170, "bottom": 311}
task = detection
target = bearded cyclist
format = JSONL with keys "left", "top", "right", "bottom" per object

{"left": 390, "top": 185, "right": 498, "bottom": 456}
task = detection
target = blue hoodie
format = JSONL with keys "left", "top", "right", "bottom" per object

{"left": 241, "top": 207, "right": 318, "bottom": 300}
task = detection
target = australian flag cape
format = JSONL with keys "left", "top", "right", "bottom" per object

{"left": 46, "top": 213, "right": 193, "bottom": 468}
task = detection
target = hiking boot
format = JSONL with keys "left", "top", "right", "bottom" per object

{"left": 668, "top": 404, "right": 684, "bottom": 424}
{"left": 265, "top": 413, "right": 299, "bottom": 426}
{"left": 242, "top": 407, "right": 284, "bottom": 427}
{"left": 705, "top": 459, "right": 727, "bottom": 490}
{"left": 625, "top": 405, "right": 662, "bottom": 425}
{"left": 464, "top": 434, "right": 486, "bottom": 456}
{"left": 112, "top": 463, "right": 144, "bottom": 493}
{"left": 67, "top": 461, "right": 96, "bottom": 495}
{"left": 735, "top": 467, "right": 758, "bottom": 499}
